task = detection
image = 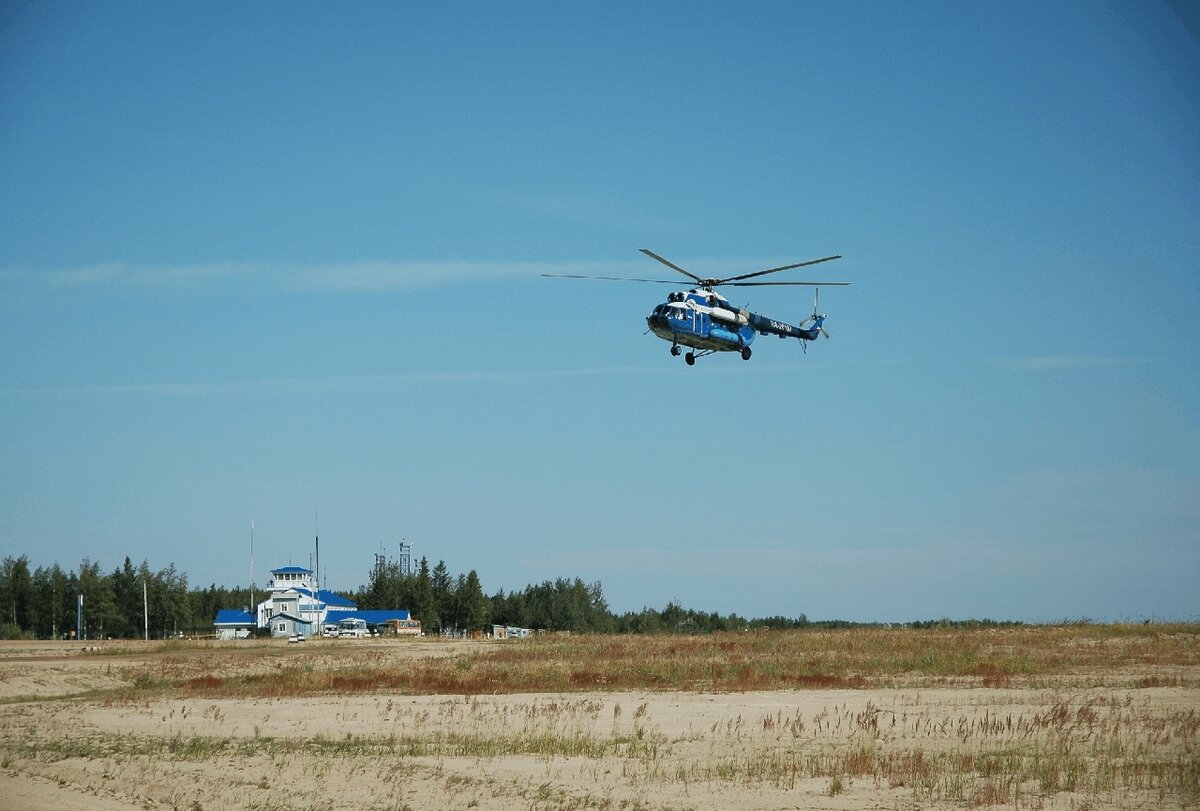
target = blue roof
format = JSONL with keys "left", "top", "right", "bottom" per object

{"left": 337, "top": 609, "right": 411, "bottom": 625}
{"left": 214, "top": 609, "right": 254, "bottom": 625}
{"left": 268, "top": 612, "right": 313, "bottom": 626}
{"left": 271, "top": 565, "right": 312, "bottom": 574}
{"left": 296, "top": 587, "right": 356, "bottom": 608}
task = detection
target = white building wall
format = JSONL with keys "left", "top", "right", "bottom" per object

{"left": 255, "top": 568, "right": 355, "bottom": 635}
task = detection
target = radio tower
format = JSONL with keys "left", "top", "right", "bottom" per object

{"left": 398, "top": 540, "right": 412, "bottom": 577}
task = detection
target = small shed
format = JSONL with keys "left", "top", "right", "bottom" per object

{"left": 214, "top": 609, "right": 255, "bottom": 640}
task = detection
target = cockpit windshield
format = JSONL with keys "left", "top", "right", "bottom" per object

{"left": 651, "top": 302, "right": 690, "bottom": 321}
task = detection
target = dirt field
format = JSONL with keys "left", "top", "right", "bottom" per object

{"left": 1, "top": 629, "right": 1196, "bottom": 810}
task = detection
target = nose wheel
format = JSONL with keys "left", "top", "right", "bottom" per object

{"left": 740, "top": 347, "right": 752, "bottom": 360}
{"left": 671, "top": 347, "right": 717, "bottom": 365}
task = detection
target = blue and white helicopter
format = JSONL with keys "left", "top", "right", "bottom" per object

{"left": 544, "top": 249, "right": 850, "bottom": 365}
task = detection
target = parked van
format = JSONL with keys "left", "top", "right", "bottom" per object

{"left": 337, "top": 618, "right": 369, "bottom": 638}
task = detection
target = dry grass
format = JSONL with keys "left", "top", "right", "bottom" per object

{"left": 99, "top": 623, "right": 1199, "bottom": 700}
{"left": 2, "top": 624, "right": 1197, "bottom": 810}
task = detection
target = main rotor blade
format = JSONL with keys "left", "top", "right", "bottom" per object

{"left": 541, "top": 274, "right": 687, "bottom": 284}
{"left": 721, "top": 255, "right": 842, "bottom": 283}
{"left": 724, "top": 280, "right": 851, "bottom": 287}
{"left": 638, "top": 249, "right": 705, "bottom": 284}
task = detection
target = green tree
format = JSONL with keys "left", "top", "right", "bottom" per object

{"left": 360, "top": 556, "right": 393, "bottom": 610}
{"left": 77, "top": 558, "right": 116, "bottom": 639}
{"left": 454, "top": 570, "right": 487, "bottom": 633}
{"left": 0, "top": 556, "right": 34, "bottom": 637}
{"left": 109, "top": 557, "right": 141, "bottom": 638}
{"left": 587, "top": 581, "right": 613, "bottom": 632}
{"left": 409, "top": 556, "right": 435, "bottom": 631}
{"left": 428, "top": 560, "right": 452, "bottom": 633}
{"left": 487, "top": 588, "right": 513, "bottom": 628}
{"left": 149, "top": 562, "right": 190, "bottom": 637}
{"left": 31, "top": 563, "right": 73, "bottom": 639}
{"left": 359, "top": 555, "right": 425, "bottom": 613}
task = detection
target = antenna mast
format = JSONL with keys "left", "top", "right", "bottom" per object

{"left": 399, "top": 539, "right": 412, "bottom": 577}
{"left": 250, "top": 521, "right": 255, "bottom": 617}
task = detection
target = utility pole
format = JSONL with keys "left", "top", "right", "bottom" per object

{"left": 143, "top": 578, "right": 149, "bottom": 641}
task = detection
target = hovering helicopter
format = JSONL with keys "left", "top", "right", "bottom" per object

{"left": 543, "top": 249, "right": 850, "bottom": 365}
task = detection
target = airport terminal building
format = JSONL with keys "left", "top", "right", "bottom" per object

{"left": 214, "top": 565, "right": 411, "bottom": 639}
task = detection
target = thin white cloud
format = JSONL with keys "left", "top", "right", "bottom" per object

{"left": 0, "top": 364, "right": 671, "bottom": 398}
{"left": 44, "top": 261, "right": 266, "bottom": 288}
{"left": 5, "top": 252, "right": 845, "bottom": 294}
{"left": 5, "top": 258, "right": 653, "bottom": 293}
{"left": 288, "top": 259, "right": 638, "bottom": 292}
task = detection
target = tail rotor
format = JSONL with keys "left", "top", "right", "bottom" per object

{"left": 800, "top": 288, "right": 831, "bottom": 338}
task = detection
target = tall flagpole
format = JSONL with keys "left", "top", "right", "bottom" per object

{"left": 250, "top": 522, "right": 255, "bottom": 628}
{"left": 314, "top": 497, "right": 320, "bottom": 632}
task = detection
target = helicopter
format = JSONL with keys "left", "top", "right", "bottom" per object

{"left": 543, "top": 249, "right": 850, "bottom": 365}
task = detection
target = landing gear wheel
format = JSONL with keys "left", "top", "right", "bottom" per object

{"left": 670, "top": 345, "right": 681, "bottom": 357}
{"left": 741, "top": 347, "right": 752, "bottom": 361}
{"left": 685, "top": 352, "right": 696, "bottom": 366}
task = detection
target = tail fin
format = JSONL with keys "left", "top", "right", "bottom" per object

{"left": 801, "top": 314, "right": 829, "bottom": 340}
{"left": 800, "top": 288, "right": 831, "bottom": 340}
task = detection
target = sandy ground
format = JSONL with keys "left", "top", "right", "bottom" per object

{"left": 1, "top": 638, "right": 1196, "bottom": 810}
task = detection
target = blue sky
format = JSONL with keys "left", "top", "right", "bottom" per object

{"left": 2, "top": 1, "right": 1197, "bottom": 622}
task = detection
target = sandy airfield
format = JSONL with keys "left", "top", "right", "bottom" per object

{"left": 1, "top": 636, "right": 1196, "bottom": 811}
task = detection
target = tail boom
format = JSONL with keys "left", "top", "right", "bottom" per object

{"left": 748, "top": 312, "right": 823, "bottom": 341}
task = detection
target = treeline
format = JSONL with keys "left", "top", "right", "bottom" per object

{"left": 359, "top": 557, "right": 827, "bottom": 635}
{"left": 355, "top": 557, "right": 623, "bottom": 635}
{"left": 2, "top": 553, "right": 1025, "bottom": 640}
{"left": 0, "top": 555, "right": 200, "bottom": 640}
{"left": 356, "top": 556, "right": 488, "bottom": 635}
{"left": 358, "top": 556, "right": 750, "bottom": 635}
{"left": 0, "top": 555, "right": 278, "bottom": 640}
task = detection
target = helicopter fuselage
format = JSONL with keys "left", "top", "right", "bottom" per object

{"left": 645, "top": 289, "right": 823, "bottom": 362}
{"left": 646, "top": 290, "right": 754, "bottom": 351}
